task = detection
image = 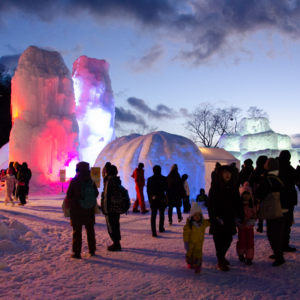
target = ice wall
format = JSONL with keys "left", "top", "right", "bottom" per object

{"left": 10, "top": 46, "right": 79, "bottom": 186}
{"left": 72, "top": 56, "right": 115, "bottom": 167}
{"left": 0, "top": 143, "right": 9, "bottom": 170}
{"left": 219, "top": 117, "right": 298, "bottom": 168}
{"left": 94, "top": 131, "right": 205, "bottom": 200}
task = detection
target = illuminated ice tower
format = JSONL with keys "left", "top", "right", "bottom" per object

{"left": 72, "top": 56, "right": 115, "bottom": 166}
{"left": 10, "top": 46, "right": 79, "bottom": 185}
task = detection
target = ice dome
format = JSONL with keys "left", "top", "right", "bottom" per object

{"left": 94, "top": 131, "right": 205, "bottom": 200}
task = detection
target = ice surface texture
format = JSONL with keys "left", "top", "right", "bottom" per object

{"left": 0, "top": 143, "right": 9, "bottom": 170}
{"left": 94, "top": 131, "right": 205, "bottom": 200}
{"left": 72, "top": 56, "right": 115, "bottom": 166}
{"left": 219, "top": 117, "right": 298, "bottom": 167}
{"left": 9, "top": 46, "right": 79, "bottom": 185}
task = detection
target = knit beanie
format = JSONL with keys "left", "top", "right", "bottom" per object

{"left": 190, "top": 202, "right": 202, "bottom": 218}
{"left": 76, "top": 161, "right": 90, "bottom": 172}
{"left": 171, "top": 164, "right": 178, "bottom": 172}
{"left": 264, "top": 158, "right": 279, "bottom": 171}
{"left": 239, "top": 182, "right": 252, "bottom": 198}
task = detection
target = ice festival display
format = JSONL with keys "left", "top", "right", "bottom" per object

{"left": 9, "top": 46, "right": 79, "bottom": 186}
{"left": 94, "top": 131, "right": 205, "bottom": 200}
{"left": 219, "top": 117, "right": 299, "bottom": 167}
{"left": 72, "top": 56, "right": 115, "bottom": 166}
{"left": 0, "top": 143, "right": 9, "bottom": 170}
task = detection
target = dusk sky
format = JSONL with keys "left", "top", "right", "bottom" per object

{"left": 1, "top": 0, "right": 300, "bottom": 142}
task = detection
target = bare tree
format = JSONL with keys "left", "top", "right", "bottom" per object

{"left": 184, "top": 103, "right": 242, "bottom": 148}
{"left": 247, "top": 106, "right": 269, "bottom": 119}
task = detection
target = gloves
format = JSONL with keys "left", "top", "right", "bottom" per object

{"left": 246, "top": 219, "right": 256, "bottom": 226}
{"left": 235, "top": 218, "right": 242, "bottom": 227}
{"left": 217, "top": 218, "right": 224, "bottom": 225}
{"left": 184, "top": 241, "right": 189, "bottom": 252}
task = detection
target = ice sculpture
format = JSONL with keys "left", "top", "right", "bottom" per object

{"left": 0, "top": 143, "right": 9, "bottom": 170}
{"left": 94, "top": 131, "right": 205, "bottom": 200}
{"left": 10, "top": 46, "right": 79, "bottom": 186}
{"left": 72, "top": 56, "right": 115, "bottom": 166}
{"left": 219, "top": 117, "right": 299, "bottom": 167}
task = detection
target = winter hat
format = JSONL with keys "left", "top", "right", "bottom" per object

{"left": 279, "top": 150, "right": 291, "bottom": 162}
{"left": 171, "top": 164, "right": 178, "bottom": 172}
{"left": 190, "top": 202, "right": 202, "bottom": 218}
{"left": 76, "top": 161, "right": 90, "bottom": 172}
{"left": 244, "top": 159, "right": 253, "bottom": 167}
{"left": 264, "top": 158, "right": 279, "bottom": 171}
{"left": 239, "top": 182, "right": 252, "bottom": 198}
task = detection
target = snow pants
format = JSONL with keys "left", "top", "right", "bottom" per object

{"left": 266, "top": 216, "right": 284, "bottom": 259}
{"left": 186, "top": 253, "right": 202, "bottom": 268}
{"left": 132, "top": 185, "right": 146, "bottom": 212}
{"left": 183, "top": 196, "right": 190, "bottom": 213}
{"left": 4, "top": 193, "right": 14, "bottom": 205}
{"left": 105, "top": 213, "right": 121, "bottom": 243}
{"left": 236, "top": 227, "right": 255, "bottom": 259}
{"left": 72, "top": 225, "right": 96, "bottom": 254}
{"left": 151, "top": 206, "right": 165, "bottom": 234}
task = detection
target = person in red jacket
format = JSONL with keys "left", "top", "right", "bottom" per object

{"left": 132, "top": 163, "right": 149, "bottom": 214}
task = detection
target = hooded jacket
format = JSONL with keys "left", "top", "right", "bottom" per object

{"left": 67, "top": 162, "right": 99, "bottom": 227}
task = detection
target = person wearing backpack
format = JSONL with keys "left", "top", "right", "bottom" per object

{"left": 102, "top": 165, "right": 124, "bottom": 251}
{"left": 67, "top": 162, "right": 99, "bottom": 259}
{"left": 255, "top": 158, "right": 288, "bottom": 267}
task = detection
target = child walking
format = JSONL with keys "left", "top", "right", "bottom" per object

{"left": 1, "top": 169, "right": 18, "bottom": 206}
{"left": 236, "top": 182, "right": 257, "bottom": 265}
{"left": 183, "top": 202, "right": 211, "bottom": 273}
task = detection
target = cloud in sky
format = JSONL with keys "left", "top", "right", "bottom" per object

{"left": 1, "top": 1, "right": 300, "bottom": 66}
{"left": 115, "top": 107, "right": 146, "bottom": 126}
{"left": 128, "top": 45, "right": 165, "bottom": 72}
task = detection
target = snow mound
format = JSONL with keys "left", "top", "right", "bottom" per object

{"left": 72, "top": 56, "right": 115, "bottom": 166}
{"left": 10, "top": 46, "right": 79, "bottom": 189}
{"left": 94, "top": 131, "right": 205, "bottom": 199}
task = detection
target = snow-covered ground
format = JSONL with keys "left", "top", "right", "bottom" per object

{"left": 1, "top": 189, "right": 300, "bottom": 300}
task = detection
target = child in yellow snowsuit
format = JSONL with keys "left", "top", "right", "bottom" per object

{"left": 183, "top": 202, "right": 211, "bottom": 273}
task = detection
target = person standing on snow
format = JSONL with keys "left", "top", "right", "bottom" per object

{"left": 1, "top": 169, "right": 18, "bottom": 206}
{"left": 167, "top": 164, "right": 185, "bottom": 225}
{"left": 236, "top": 182, "right": 256, "bottom": 266}
{"left": 147, "top": 165, "right": 169, "bottom": 237}
{"left": 132, "top": 163, "right": 149, "bottom": 214}
{"left": 183, "top": 202, "right": 211, "bottom": 274}
{"left": 102, "top": 165, "right": 123, "bottom": 251}
{"left": 182, "top": 174, "right": 191, "bottom": 213}
{"left": 67, "top": 162, "right": 99, "bottom": 259}
{"left": 17, "top": 163, "right": 29, "bottom": 206}
{"left": 208, "top": 165, "right": 242, "bottom": 272}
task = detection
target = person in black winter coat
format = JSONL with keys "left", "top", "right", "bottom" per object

{"left": 255, "top": 158, "right": 287, "bottom": 267}
{"left": 278, "top": 150, "right": 299, "bottom": 252}
{"left": 211, "top": 162, "right": 221, "bottom": 186}
{"left": 147, "top": 165, "right": 169, "bottom": 237}
{"left": 237, "top": 159, "right": 253, "bottom": 187}
{"left": 208, "top": 165, "right": 242, "bottom": 272}
{"left": 248, "top": 155, "right": 268, "bottom": 233}
{"left": 17, "top": 163, "right": 29, "bottom": 206}
{"left": 102, "top": 165, "right": 123, "bottom": 252}
{"left": 167, "top": 164, "right": 185, "bottom": 225}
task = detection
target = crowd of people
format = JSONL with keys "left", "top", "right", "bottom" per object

{"left": 2, "top": 150, "right": 298, "bottom": 275}
{"left": 0, "top": 161, "right": 32, "bottom": 206}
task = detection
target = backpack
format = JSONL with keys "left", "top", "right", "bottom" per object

{"left": 108, "top": 181, "right": 130, "bottom": 214}
{"left": 257, "top": 177, "right": 283, "bottom": 220}
{"left": 79, "top": 180, "right": 97, "bottom": 209}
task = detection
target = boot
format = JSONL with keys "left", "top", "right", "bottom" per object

{"left": 217, "top": 257, "right": 230, "bottom": 272}
{"left": 70, "top": 253, "right": 81, "bottom": 259}
{"left": 239, "top": 255, "right": 245, "bottom": 262}
{"left": 283, "top": 245, "right": 297, "bottom": 252}
{"left": 223, "top": 257, "right": 230, "bottom": 265}
{"left": 246, "top": 259, "right": 252, "bottom": 266}
{"left": 107, "top": 243, "right": 121, "bottom": 252}
{"left": 187, "top": 263, "right": 194, "bottom": 269}
{"left": 272, "top": 256, "right": 285, "bottom": 267}
{"left": 194, "top": 266, "right": 201, "bottom": 274}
